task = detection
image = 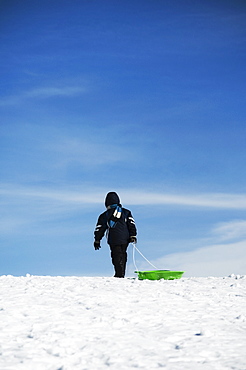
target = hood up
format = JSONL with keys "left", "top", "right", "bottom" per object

{"left": 105, "top": 192, "right": 120, "bottom": 207}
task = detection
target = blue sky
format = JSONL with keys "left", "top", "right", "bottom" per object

{"left": 1, "top": 0, "right": 246, "bottom": 277}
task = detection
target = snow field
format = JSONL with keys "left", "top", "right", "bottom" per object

{"left": 0, "top": 275, "right": 246, "bottom": 370}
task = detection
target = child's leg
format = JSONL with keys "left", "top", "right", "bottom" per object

{"left": 110, "top": 244, "right": 128, "bottom": 277}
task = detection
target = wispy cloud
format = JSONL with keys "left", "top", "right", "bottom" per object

{"left": 1, "top": 185, "right": 246, "bottom": 209}
{"left": 212, "top": 220, "right": 246, "bottom": 242}
{"left": 120, "top": 190, "right": 246, "bottom": 209}
{"left": 49, "top": 137, "right": 127, "bottom": 168}
{"left": 132, "top": 219, "right": 246, "bottom": 277}
{"left": 0, "top": 185, "right": 102, "bottom": 205}
{"left": 25, "top": 86, "right": 86, "bottom": 98}
{"left": 147, "top": 240, "right": 246, "bottom": 277}
{"left": 0, "top": 85, "right": 86, "bottom": 106}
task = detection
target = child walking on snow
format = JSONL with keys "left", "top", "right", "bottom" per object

{"left": 94, "top": 192, "right": 137, "bottom": 278}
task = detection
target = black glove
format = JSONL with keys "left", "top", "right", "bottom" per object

{"left": 94, "top": 241, "right": 101, "bottom": 250}
{"left": 129, "top": 236, "right": 137, "bottom": 244}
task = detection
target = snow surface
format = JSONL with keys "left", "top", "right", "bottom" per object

{"left": 0, "top": 275, "right": 246, "bottom": 370}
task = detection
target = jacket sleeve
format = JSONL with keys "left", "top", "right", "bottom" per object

{"left": 126, "top": 211, "right": 137, "bottom": 237}
{"left": 94, "top": 212, "right": 108, "bottom": 241}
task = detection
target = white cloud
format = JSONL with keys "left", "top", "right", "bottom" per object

{"left": 25, "top": 86, "right": 86, "bottom": 98}
{"left": 49, "top": 137, "right": 126, "bottom": 167}
{"left": 0, "top": 217, "right": 28, "bottom": 234}
{"left": 1, "top": 185, "right": 246, "bottom": 209}
{"left": 147, "top": 240, "right": 246, "bottom": 277}
{"left": 132, "top": 219, "right": 246, "bottom": 277}
{"left": 212, "top": 220, "right": 246, "bottom": 241}
{"left": 120, "top": 190, "right": 246, "bottom": 209}
{"left": 0, "top": 85, "right": 86, "bottom": 106}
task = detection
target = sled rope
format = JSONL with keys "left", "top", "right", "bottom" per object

{"left": 132, "top": 243, "right": 158, "bottom": 271}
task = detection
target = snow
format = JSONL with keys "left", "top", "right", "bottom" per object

{"left": 0, "top": 275, "right": 246, "bottom": 370}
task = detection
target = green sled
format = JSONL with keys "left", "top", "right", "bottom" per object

{"left": 135, "top": 270, "right": 184, "bottom": 281}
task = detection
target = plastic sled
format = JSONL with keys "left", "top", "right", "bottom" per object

{"left": 135, "top": 270, "right": 184, "bottom": 281}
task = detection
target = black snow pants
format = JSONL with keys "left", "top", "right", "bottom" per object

{"left": 109, "top": 244, "right": 128, "bottom": 278}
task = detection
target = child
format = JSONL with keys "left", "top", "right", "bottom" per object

{"left": 94, "top": 192, "right": 137, "bottom": 278}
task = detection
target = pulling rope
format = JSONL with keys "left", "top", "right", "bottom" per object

{"left": 132, "top": 243, "right": 158, "bottom": 271}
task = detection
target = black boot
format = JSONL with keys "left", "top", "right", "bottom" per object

{"left": 114, "top": 259, "right": 125, "bottom": 277}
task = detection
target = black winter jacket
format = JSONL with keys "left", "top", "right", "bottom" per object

{"left": 94, "top": 207, "right": 137, "bottom": 245}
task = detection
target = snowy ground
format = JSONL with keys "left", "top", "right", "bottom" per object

{"left": 0, "top": 275, "right": 246, "bottom": 370}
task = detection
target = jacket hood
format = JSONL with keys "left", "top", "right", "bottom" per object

{"left": 105, "top": 192, "right": 120, "bottom": 207}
